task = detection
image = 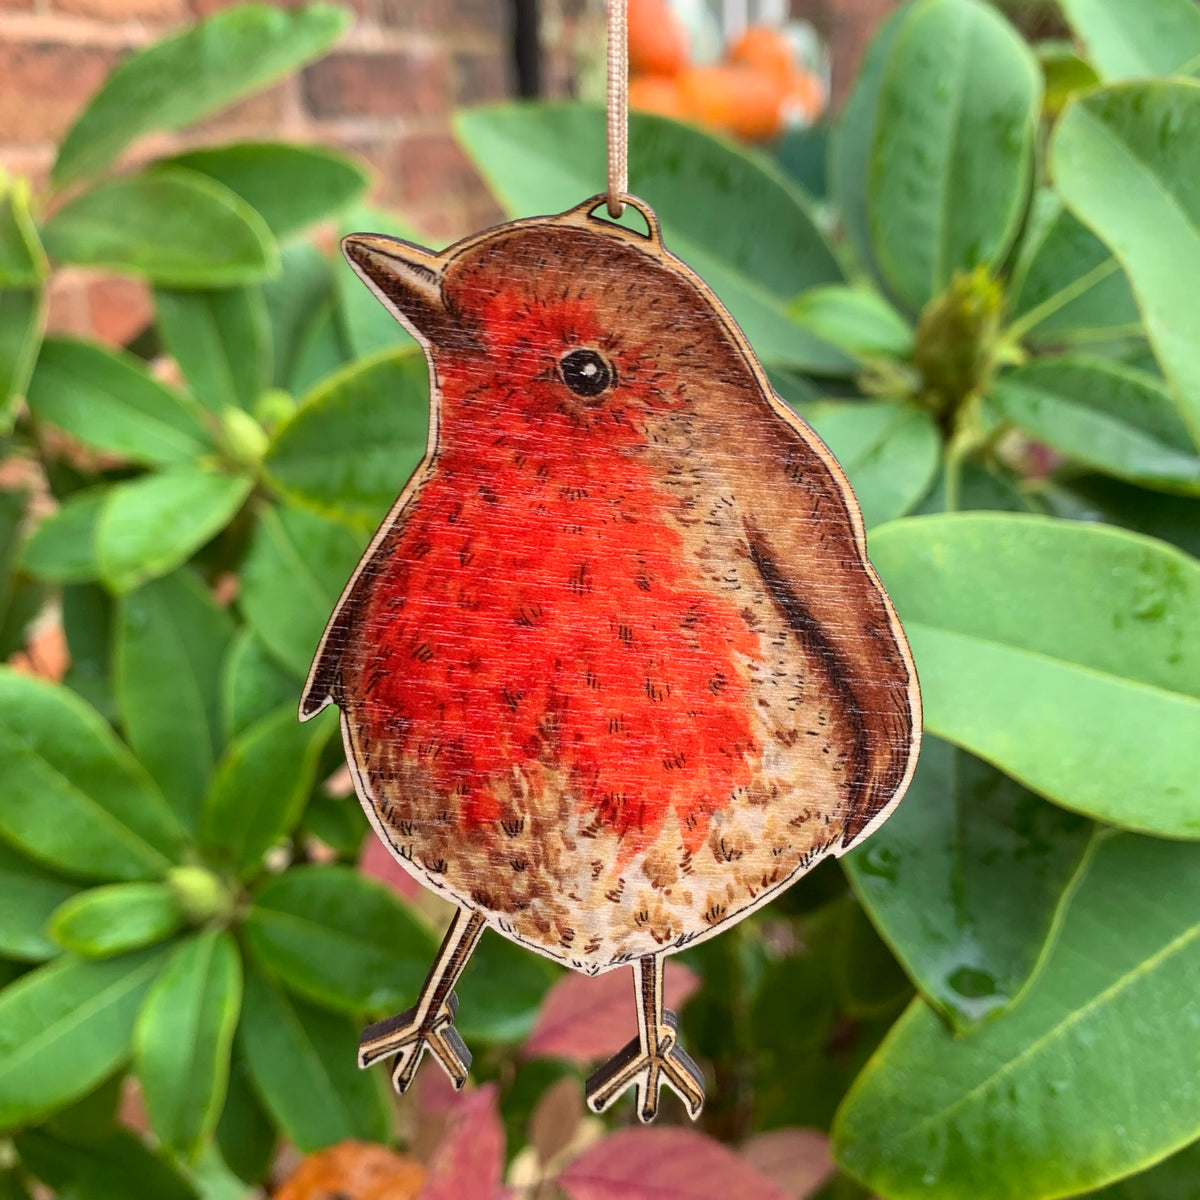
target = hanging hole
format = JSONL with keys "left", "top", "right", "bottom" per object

{"left": 583, "top": 195, "right": 659, "bottom": 242}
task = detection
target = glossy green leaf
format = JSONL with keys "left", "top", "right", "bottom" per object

{"left": 868, "top": 0, "right": 1041, "bottom": 312}
{"left": 21, "top": 488, "right": 105, "bottom": 585}
{"left": 0, "top": 289, "right": 44, "bottom": 423}
{"left": 262, "top": 243, "right": 334, "bottom": 389}
{"left": 845, "top": 735, "right": 1094, "bottom": 1030}
{"left": 156, "top": 287, "right": 271, "bottom": 414}
{"left": 987, "top": 358, "right": 1200, "bottom": 492}
{"left": 1080, "top": 1141, "right": 1200, "bottom": 1199}
{"left": 97, "top": 468, "right": 253, "bottom": 594}
{"left": 0, "top": 176, "right": 45, "bottom": 286}
{"left": 0, "top": 841, "right": 78, "bottom": 962}
{"left": 291, "top": 298, "right": 354, "bottom": 396}
{"left": 216, "top": 1048, "right": 275, "bottom": 1184}
{"left": 238, "top": 963, "right": 391, "bottom": 1150}
{"left": 1007, "top": 196, "right": 1142, "bottom": 347}
{"left": 0, "top": 670, "right": 186, "bottom": 881}
{"left": 455, "top": 104, "right": 850, "bottom": 374}
{"left": 789, "top": 285, "right": 913, "bottom": 360}
{"left": 54, "top": 3, "right": 350, "bottom": 186}
{"left": 1052, "top": 81, "right": 1200, "bottom": 446}
{"left": 265, "top": 349, "right": 428, "bottom": 528}
{"left": 239, "top": 502, "right": 365, "bottom": 677}
{"left": 135, "top": 931, "right": 241, "bottom": 1158}
{"left": 201, "top": 705, "right": 329, "bottom": 875}
{"left": 222, "top": 627, "right": 301, "bottom": 741}
{"left": 871, "top": 513, "right": 1200, "bottom": 836}
{"left": 1058, "top": 0, "right": 1200, "bottom": 81}
{"left": 61, "top": 584, "right": 114, "bottom": 717}
{"left": 0, "top": 947, "right": 166, "bottom": 1130}
{"left": 1039, "top": 41, "right": 1101, "bottom": 118}
{"left": 800, "top": 401, "right": 940, "bottom": 528}
{"left": 27, "top": 338, "right": 212, "bottom": 466}
{"left": 16, "top": 1126, "right": 197, "bottom": 1200}
{"left": 300, "top": 795, "right": 368, "bottom": 861}
{"left": 0, "top": 489, "right": 24, "bottom": 619}
{"left": 116, "top": 570, "right": 234, "bottom": 827}
{"left": 456, "top": 931, "right": 559, "bottom": 1043}
{"left": 167, "top": 143, "right": 368, "bottom": 240}
{"left": 834, "top": 835, "right": 1200, "bottom": 1200}
{"left": 334, "top": 205, "right": 421, "bottom": 360}
{"left": 244, "top": 865, "right": 435, "bottom": 1016}
{"left": 50, "top": 882, "right": 183, "bottom": 958}
{"left": 831, "top": 1, "right": 916, "bottom": 281}
{"left": 41, "top": 170, "right": 277, "bottom": 288}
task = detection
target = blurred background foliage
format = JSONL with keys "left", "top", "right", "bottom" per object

{"left": 1, "top": 0, "right": 1200, "bottom": 1198}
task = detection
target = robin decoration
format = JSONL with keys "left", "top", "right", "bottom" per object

{"left": 301, "top": 195, "right": 921, "bottom": 1123}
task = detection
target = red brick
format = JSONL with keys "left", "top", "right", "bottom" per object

{"left": 303, "top": 49, "right": 450, "bottom": 120}
{"left": 45, "top": 274, "right": 91, "bottom": 338}
{"left": 453, "top": 49, "right": 510, "bottom": 106}
{"left": 54, "top": 0, "right": 187, "bottom": 20}
{"left": 0, "top": 0, "right": 36, "bottom": 10}
{"left": 0, "top": 43, "right": 122, "bottom": 143}
{"left": 391, "top": 130, "right": 483, "bottom": 210}
{"left": 87, "top": 276, "right": 154, "bottom": 346}
{"left": 379, "top": 0, "right": 507, "bottom": 36}
{"left": 190, "top": 81, "right": 288, "bottom": 135}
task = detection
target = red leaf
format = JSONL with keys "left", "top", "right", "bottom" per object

{"left": 557, "top": 1128, "right": 791, "bottom": 1200}
{"left": 740, "top": 1129, "right": 834, "bottom": 1200}
{"left": 359, "top": 834, "right": 422, "bottom": 902}
{"left": 524, "top": 961, "right": 700, "bottom": 1064}
{"left": 418, "top": 1083, "right": 505, "bottom": 1200}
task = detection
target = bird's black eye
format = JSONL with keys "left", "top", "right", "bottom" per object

{"left": 559, "top": 348, "right": 615, "bottom": 398}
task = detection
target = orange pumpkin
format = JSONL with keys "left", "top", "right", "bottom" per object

{"left": 678, "top": 64, "right": 786, "bottom": 141}
{"left": 629, "top": 73, "right": 689, "bottom": 119}
{"left": 628, "top": 0, "right": 689, "bottom": 77}
{"left": 727, "top": 25, "right": 796, "bottom": 86}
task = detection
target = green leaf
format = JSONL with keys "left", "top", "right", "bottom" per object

{"left": 53, "top": 2, "right": 350, "bottom": 187}
{"left": 455, "top": 104, "right": 851, "bottom": 374}
{"left": 265, "top": 349, "right": 428, "bottom": 528}
{"left": 62, "top": 584, "right": 114, "bottom": 717}
{"left": 201, "top": 705, "right": 330, "bottom": 875}
{"left": 834, "top": 835, "right": 1200, "bottom": 1200}
{"left": 1053, "top": 81, "right": 1200, "bottom": 446}
{"left": 135, "top": 931, "right": 241, "bottom": 1158}
{"left": 1058, "top": 0, "right": 1200, "bottom": 81}
{"left": 334, "top": 205, "right": 421, "bottom": 360}
{"left": 50, "top": 883, "right": 183, "bottom": 958}
{"left": 0, "top": 947, "right": 166, "bottom": 1129}
{"left": 238, "top": 962, "right": 391, "bottom": 1150}
{"left": 216, "top": 1048, "right": 275, "bottom": 1184}
{"left": 870, "top": 513, "right": 1200, "bottom": 837}
{"left": 1008, "top": 195, "right": 1143, "bottom": 347}
{"left": 868, "top": 0, "right": 1041, "bottom": 312}
{"left": 0, "top": 669, "right": 187, "bottom": 881}
{"left": 155, "top": 287, "right": 271, "bottom": 414}
{"left": 789, "top": 285, "right": 914, "bottom": 360}
{"left": 16, "top": 1126, "right": 197, "bottom": 1200}
{"left": 300, "top": 795, "right": 367, "bottom": 861}
{"left": 0, "top": 288, "right": 44, "bottom": 424}
{"left": 1079, "top": 1141, "right": 1200, "bottom": 1199}
{"left": 844, "top": 735, "right": 1094, "bottom": 1031}
{"left": 97, "top": 468, "right": 253, "bottom": 594}
{"left": 222, "top": 627, "right": 301, "bottom": 741}
{"left": 830, "top": 1, "right": 912, "bottom": 281}
{"left": 456, "top": 931, "right": 559, "bottom": 1043}
{"left": 987, "top": 357, "right": 1200, "bottom": 493}
{"left": 262, "top": 243, "right": 334, "bottom": 389}
{"left": 26, "top": 338, "right": 212, "bottom": 467}
{"left": 0, "top": 176, "right": 45, "bottom": 286}
{"left": 166, "top": 143, "right": 369, "bottom": 240}
{"left": 291, "top": 297, "right": 353, "bottom": 396}
{"left": 1038, "top": 40, "right": 1102, "bottom": 119}
{"left": 799, "top": 401, "right": 940, "bottom": 529}
{"left": 116, "top": 570, "right": 235, "bottom": 828}
{"left": 239, "top": 502, "right": 365, "bottom": 677}
{"left": 41, "top": 170, "right": 277, "bottom": 288}
{"left": 0, "top": 841, "right": 79, "bottom": 962}
{"left": 21, "top": 488, "right": 105, "bottom": 585}
{"left": 243, "top": 864, "right": 435, "bottom": 1016}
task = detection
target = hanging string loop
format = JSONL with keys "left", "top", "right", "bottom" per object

{"left": 606, "top": 0, "right": 628, "bottom": 218}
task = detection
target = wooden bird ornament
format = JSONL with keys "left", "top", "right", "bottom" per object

{"left": 301, "top": 195, "right": 921, "bottom": 1123}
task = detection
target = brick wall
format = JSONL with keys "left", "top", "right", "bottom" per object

{"left": 0, "top": 0, "right": 516, "bottom": 344}
{"left": 790, "top": 0, "right": 897, "bottom": 105}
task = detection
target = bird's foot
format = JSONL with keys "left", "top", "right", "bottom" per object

{"left": 358, "top": 991, "right": 471, "bottom": 1093}
{"left": 585, "top": 1009, "right": 705, "bottom": 1124}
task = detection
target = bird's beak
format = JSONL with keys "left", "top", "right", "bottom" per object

{"left": 341, "top": 233, "right": 447, "bottom": 344}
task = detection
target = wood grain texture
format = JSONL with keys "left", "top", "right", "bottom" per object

{"left": 302, "top": 195, "right": 921, "bottom": 975}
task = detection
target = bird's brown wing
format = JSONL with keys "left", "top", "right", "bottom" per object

{"left": 715, "top": 393, "right": 920, "bottom": 848}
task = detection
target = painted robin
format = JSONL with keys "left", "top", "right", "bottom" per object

{"left": 301, "top": 195, "right": 920, "bottom": 1123}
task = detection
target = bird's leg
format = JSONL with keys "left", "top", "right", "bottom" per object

{"left": 585, "top": 955, "right": 705, "bottom": 1123}
{"left": 358, "top": 907, "right": 485, "bottom": 1094}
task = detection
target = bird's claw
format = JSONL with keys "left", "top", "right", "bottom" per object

{"left": 585, "top": 1009, "right": 705, "bottom": 1123}
{"left": 357, "top": 991, "right": 472, "bottom": 1093}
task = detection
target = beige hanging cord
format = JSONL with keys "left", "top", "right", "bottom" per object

{"left": 606, "top": 0, "right": 628, "bottom": 218}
